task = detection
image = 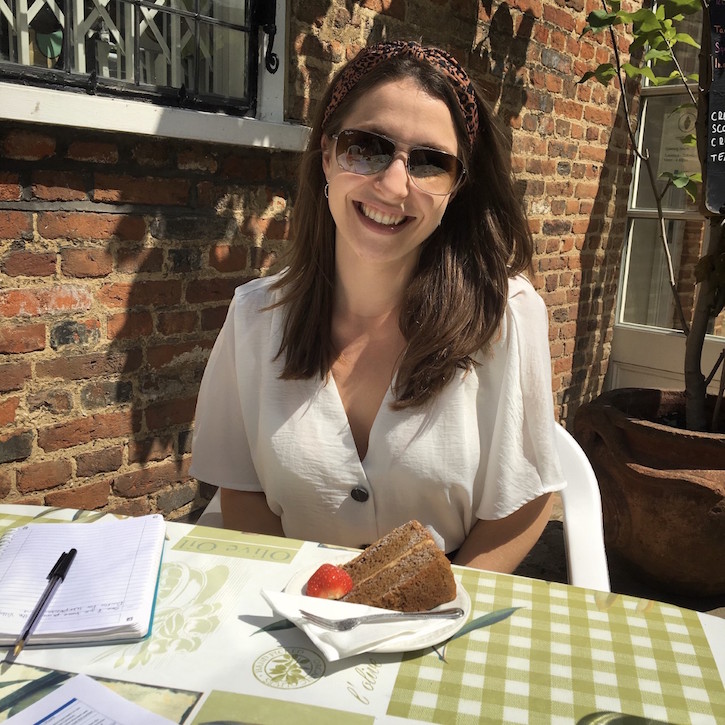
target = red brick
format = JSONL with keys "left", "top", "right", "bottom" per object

{"left": 129, "top": 437, "right": 175, "bottom": 463}
{"left": 97, "top": 280, "right": 183, "bottom": 309}
{"left": 36, "top": 350, "right": 142, "bottom": 381}
{"left": 178, "top": 150, "right": 218, "bottom": 173}
{"left": 583, "top": 105, "right": 615, "bottom": 126}
{"left": 250, "top": 247, "right": 277, "bottom": 270}
{"left": 219, "top": 156, "right": 269, "bottom": 181}
{"left": 38, "top": 411, "right": 134, "bottom": 452}
{"left": 113, "top": 458, "right": 191, "bottom": 497}
{"left": 186, "top": 278, "right": 247, "bottom": 305}
{"left": 210, "top": 244, "right": 248, "bottom": 272}
{"left": 32, "top": 171, "right": 87, "bottom": 201}
{"left": 61, "top": 248, "right": 113, "bottom": 277}
{"left": 38, "top": 212, "right": 146, "bottom": 241}
{"left": 14, "top": 494, "right": 44, "bottom": 505}
{"left": 157, "top": 311, "right": 198, "bottom": 335}
{"left": 553, "top": 98, "right": 583, "bottom": 120}
{"left": 0, "top": 397, "right": 19, "bottom": 426}
{"left": 116, "top": 248, "right": 163, "bottom": 273}
{"left": 2, "top": 250, "right": 56, "bottom": 277}
{"left": 17, "top": 459, "right": 72, "bottom": 493}
{"left": 107, "top": 498, "right": 152, "bottom": 517}
{"left": 45, "top": 479, "right": 111, "bottom": 509}
{"left": 0, "top": 468, "right": 11, "bottom": 496}
{"left": 0, "top": 286, "right": 92, "bottom": 317}
{"left": 107, "top": 311, "right": 154, "bottom": 339}
{"left": 0, "top": 361, "right": 31, "bottom": 393}
{"left": 3, "top": 130, "right": 55, "bottom": 160}
{"left": 242, "top": 216, "right": 289, "bottom": 241}
{"left": 0, "top": 323, "right": 46, "bottom": 353}
{"left": 147, "top": 340, "right": 212, "bottom": 368}
{"left": 360, "top": 0, "right": 405, "bottom": 20}
{"left": 67, "top": 140, "right": 119, "bottom": 163}
{"left": 0, "top": 211, "right": 33, "bottom": 239}
{"left": 511, "top": 0, "right": 542, "bottom": 16}
{"left": 201, "top": 306, "right": 229, "bottom": 331}
{"left": 76, "top": 446, "right": 124, "bottom": 477}
{"left": 145, "top": 396, "right": 198, "bottom": 430}
{"left": 28, "top": 388, "right": 73, "bottom": 414}
{"left": 196, "top": 182, "right": 227, "bottom": 208}
{"left": 0, "top": 171, "right": 22, "bottom": 201}
{"left": 94, "top": 174, "right": 190, "bottom": 205}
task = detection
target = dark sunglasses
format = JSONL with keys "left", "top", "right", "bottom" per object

{"left": 332, "top": 129, "right": 466, "bottom": 196}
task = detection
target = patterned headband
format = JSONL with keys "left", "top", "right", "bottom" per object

{"left": 322, "top": 41, "right": 479, "bottom": 149}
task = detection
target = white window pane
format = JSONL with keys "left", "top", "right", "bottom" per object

{"left": 621, "top": 217, "right": 707, "bottom": 332}
{"left": 631, "top": 95, "right": 701, "bottom": 212}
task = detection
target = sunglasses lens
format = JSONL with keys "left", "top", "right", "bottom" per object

{"left": 336, "top": 130, "right": 394, "bottom": 176}
{"left": 408, "top": 149, "right": 463, "bottom": 195}
{"left": 334, "top": 129, "right": 463, "bottom": 195}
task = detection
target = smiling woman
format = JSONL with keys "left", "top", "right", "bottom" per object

{"left": 190, "top": 41, "right": 565, "bottom": 574}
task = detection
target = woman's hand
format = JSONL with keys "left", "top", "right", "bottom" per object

{"left": 219, "top": 488, "right": 285, "bottom": 537}
{"left": 453, "top": 493, "right": 554, "bottom": 573}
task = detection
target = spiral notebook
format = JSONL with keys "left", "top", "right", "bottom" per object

{"left": 0, "top": 514, "right": 165, "bottom": 647}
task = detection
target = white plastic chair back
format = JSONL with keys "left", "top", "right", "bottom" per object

{"left": 555, "top": 423, "right": 611, "bottom": 591}
{"left": 196, "top": 488, "right": 223, "bottom": 528}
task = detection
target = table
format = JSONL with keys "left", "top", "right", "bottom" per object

{"left": 0, "top": 504, "right": 723, "bottom": 724}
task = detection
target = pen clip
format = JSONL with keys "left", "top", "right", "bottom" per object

{"left": 48, "top": 548, "right": 77, "bottom": 581}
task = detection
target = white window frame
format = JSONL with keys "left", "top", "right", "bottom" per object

{"left": 0, "top": 1, "right": 309, "bottom": 152}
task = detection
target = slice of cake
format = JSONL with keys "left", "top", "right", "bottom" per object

{"left": 340, "top": 520, "right": 457, "bottom": 612}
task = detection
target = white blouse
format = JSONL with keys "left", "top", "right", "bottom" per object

{"left": 189, "top": 272, "right": 565, "bottom": 553}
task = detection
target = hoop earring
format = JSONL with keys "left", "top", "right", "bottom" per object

{"left": 324, "top": 183, "right": 329, "bottom": 199}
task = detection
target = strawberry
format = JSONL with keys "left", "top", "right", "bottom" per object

{"left": 305, "top": 563, "right": 354, "bottom": 599}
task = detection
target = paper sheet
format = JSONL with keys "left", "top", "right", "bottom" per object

{"left": 4, "top": 673, "right": 175, "bottom": 725}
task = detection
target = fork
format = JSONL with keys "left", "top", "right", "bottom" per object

{"left": 299, "top": 607, "right": 464, "bottom": 631}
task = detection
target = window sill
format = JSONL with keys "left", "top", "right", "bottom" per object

{"left": 0, "top": 82, "right": 310, "bottom": 152}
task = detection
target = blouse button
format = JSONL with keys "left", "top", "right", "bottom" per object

{"left": 351, "top": 487, "right": 369, "bottom": 502}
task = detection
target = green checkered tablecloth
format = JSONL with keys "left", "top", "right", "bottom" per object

{"left": 389, "top": 569, "right": 725, "bottom": 724}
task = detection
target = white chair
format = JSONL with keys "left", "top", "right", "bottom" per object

{"left": 196, "top": 488, "right": 223, "bottom": 528}
{"left": 555, "top": 423, "right": 611, "bottom": 592}
{"left": 195, "top": 425, "right": 612, "bottom": 592}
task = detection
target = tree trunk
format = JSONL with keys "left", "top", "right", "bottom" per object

{"left": 685, "top": 218, "right": 723, "bottom": 430}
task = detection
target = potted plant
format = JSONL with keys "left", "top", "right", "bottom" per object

{"left": 574, "top": 0, "right": 725, "bottom": 596}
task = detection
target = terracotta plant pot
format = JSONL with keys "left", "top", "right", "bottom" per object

{"left": 574, "top": 388, "right": 725, "bottom": 596}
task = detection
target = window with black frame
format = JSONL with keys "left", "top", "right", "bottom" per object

{"left": 0, "top": 0, "right": 277, "bottom": 116}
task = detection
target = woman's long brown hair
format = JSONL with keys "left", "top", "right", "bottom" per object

{"left": 272, "top": 52, "right": 534, "bottom": 408}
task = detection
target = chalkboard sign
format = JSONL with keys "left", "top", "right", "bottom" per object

{"left": 707, "top": 4, "right": 725, "bottom": 212}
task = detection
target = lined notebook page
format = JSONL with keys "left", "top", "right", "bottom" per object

{"left": 0, "top": 514, "right": 165, "bottom": 644}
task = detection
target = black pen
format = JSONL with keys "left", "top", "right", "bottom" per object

{"left": 11, "top": 548, "right": 77, "bottom": 658}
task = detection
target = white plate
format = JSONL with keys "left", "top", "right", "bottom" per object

{"left": 284, "top": 552, "right": 471, "bottom": 653}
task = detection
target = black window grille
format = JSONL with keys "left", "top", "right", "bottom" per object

{"left": 0, "top": 0, "right": 277, "bottom": 116}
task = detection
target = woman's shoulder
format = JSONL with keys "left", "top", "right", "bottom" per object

{"left": 232, "top": 271, "right": 284, "bottom": 310}
{"left": 506, "top": 274, "right": 546, "bottom": 315}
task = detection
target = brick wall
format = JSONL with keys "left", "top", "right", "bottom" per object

{"left": 0, "top": 128, "right": 296, "bottom": 516}
{"left": 0, "top": 0, "right": 633, "bottom": 516}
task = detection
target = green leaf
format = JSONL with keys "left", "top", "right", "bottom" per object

{"left": 663, "top": 0, "right": 703, "bottom": 19}
{"left": 622, "top": 63, "right": 656, "bottom": 84}
{"left": 680, "top": 133, "right": 697, "bottom": 147}
{"left": 660, "top": 171, "right": 701, "bottom": 197}
{"left": 628, "top": 8, "right": 662, "bottom": 34}
{"left": 644, "top": 48, "right": 675, "bottom": 63}
{"left": 579, "top": 64, "right": 617, "bottom": 86}
{"left": 673, "top": 32, "right": 700, "bottom": 49}
{"left": 584, "top": 9, "right": 620, "bottom": 30}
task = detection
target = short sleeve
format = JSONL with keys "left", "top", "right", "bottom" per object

{"left": 189, "top": 296, "right": 262, "bottom": 491}
{"left": 474, "top": 276, "right": 565, "bottom": 520}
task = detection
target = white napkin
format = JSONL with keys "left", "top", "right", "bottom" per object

{"left": 261, "top": 590, "right": 447, "bottom": 662}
